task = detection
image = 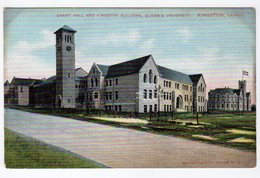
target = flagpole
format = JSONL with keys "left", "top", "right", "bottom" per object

{"left": 242, "top": 68, "right": 244, "bottom": 81}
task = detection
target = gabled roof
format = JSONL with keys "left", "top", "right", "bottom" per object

{"left": 157, "top": 65, "right": 193, "bottom": 84}
{"left": 189, "top": 74, "right": 202, "bottom": 84}
{"left": 35, "top": 76, "right": 56, "bottom": 87}
{"left": 106, "top": 55, "right": 151, "bottom": 78}
{"left": 96, "top": 64, "right": 109, "bottom": 76}
{"left": 75, "top": 67, "right": 88, "bottom": 77}
{"left": 11, "top": 77, "right": 41, "bottom": 86}
{"left": 4, "top": 80, "right": 9, "bottom": 85}
{"left": 54, "top": 25, "right": 77, "bottom": 34}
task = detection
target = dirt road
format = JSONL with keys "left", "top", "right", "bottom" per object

{"left": 5, "top": 109, "right": 256, "bottom": 168}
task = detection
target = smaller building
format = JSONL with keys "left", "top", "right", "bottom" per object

{"left": 207, "top": 80, "right": 251, "bottom": 111}
{"left": 7, "top": 77, "right": 41, "bottom": 106}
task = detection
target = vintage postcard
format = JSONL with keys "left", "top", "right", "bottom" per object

{"left": 4, "top": 8, "right": 256, "bottom": 168}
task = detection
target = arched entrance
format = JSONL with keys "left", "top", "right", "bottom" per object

{"left": 57, "top": 95, "right": 62, "bottom": 108}
{"left": 176, "top": 95, "right": 183, "bottom": 109}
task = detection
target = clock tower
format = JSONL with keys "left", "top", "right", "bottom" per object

{"left": 54, "top": 25, "right": 76, "bottom": 108}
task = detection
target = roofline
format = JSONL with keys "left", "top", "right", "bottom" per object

{"left": 109, "top": 54, "right": 152, "bottom": 68}
{"left": 192, "top": 73, "right": 207, "bottom": 87}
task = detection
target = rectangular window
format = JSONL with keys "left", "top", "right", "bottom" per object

{"left": 149, "top": 105, "right": 153, "bottom": 112}
{"left": 144, "top": 105, "right": 147, "bottom": 113}
{"left": 144, "top": 89, "right": 147, "bottom": 99}
{"left": 119, "top": 105, "right": 122, "bottom": 112}
{"left": 20, "top": 87, "right": 23, "bottom": 92}
{"left": 115, "top": 91, "right": 118, "bottom": 100}
{"left": 149, "top": 90, "right": 152, "bottom": 99}
{"left": 109, "top": 80, "right": 112, "bottom": 86}
{"left": 169, "top": 82, "right": 171, "bottom": 88}
{"left": 163, "top": 92, "right": 166, "bottom": 100}
{"left": 164, "top": 105, "right": 166, "bottom": 112}
{"left": 68, "top": 99, "right": 70, "bottom": 103}
{"left": 105, "top": 92, "right": 108, "bottom": 100}
{"left": 115, "top": 105, "right": 118, "bottom": 111}
{"left": 154, "top": 90, "right": 157, "bottom": 98}
{"left": 68, "top": 73, "right": 70, "bottom": 78}
{"left": 109, "top": 92, "right": 112, "bottom": 100}
{"left": 115, "top": 78, "right": 118, "bottom": 85}
{"left": 154, "top": 104, "right": 157, "bottom": 112}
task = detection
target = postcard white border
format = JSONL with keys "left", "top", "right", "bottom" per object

{"left": 0, "top": 1, "right": 259, "bottom": 178}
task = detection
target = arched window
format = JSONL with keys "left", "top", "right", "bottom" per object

{"left": 95, "top": 78, "right": 98, "bottom": 87}
{"left": 143, "top": 73, "right": 147, "bottom": 83}
{"left": 94, "top": 92, "right": 99, "bottom": 99}
{"left": 91, "top": 79, "right": 94, "bottom": 87}
{"left": 149, "top": 70, "right": 153, "bottom": 83}
{"left": 176, "top": 96, "right": 183, "bottom": 109}
{"left": 154, "top": 75, "right": 157, "bottom": 84}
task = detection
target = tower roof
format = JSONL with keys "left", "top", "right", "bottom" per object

{"left": 54, "top": 25, "right": 77, "bottom": 34}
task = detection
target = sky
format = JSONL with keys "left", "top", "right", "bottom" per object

{"left": 4, "top": 8, "right": 256, "bottom": 104}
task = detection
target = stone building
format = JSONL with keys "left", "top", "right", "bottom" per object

{"left": 189, "top": 74, "right": 207, "bottom": 112}
{"left": 207, "top": 80, "right": 251, "bottom": 111}
{"left": 33, "top": 68, "right": 87, "bottom": 108}
{"left": 5, "top": 25, "right": 208, "bottom": 113}
{"left": 6, "top": 77, "right": 41, "bottom": 106}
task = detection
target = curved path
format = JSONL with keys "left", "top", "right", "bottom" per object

{"left": 5, "top": 109, "right": 256, "bottom": 168}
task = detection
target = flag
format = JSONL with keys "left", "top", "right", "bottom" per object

{"left": 243, "top": 70, "right": 249, "bottom": 76}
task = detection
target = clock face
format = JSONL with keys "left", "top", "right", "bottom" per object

{"left": 66, "top": 46, "right": 72, "bottom": 51}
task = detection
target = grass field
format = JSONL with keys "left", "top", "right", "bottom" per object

{"left": 5, "top": 128, "right": 106, "bottom": 168}
{"left": 5, "top": 106, "right": 256, "bottom": 151}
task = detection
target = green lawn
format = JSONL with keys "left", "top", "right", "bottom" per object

{"left": 5, "top": 128, "right": 106, "bottom": 168}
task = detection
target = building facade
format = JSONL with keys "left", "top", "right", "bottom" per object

{"left": 189, "top": 74, "right": 207, "bottom": 112}
{"left": 5, "top": 25, "right": 208, "bottom": 113}
{"left": 207, "top": 80, "right": 251, "bottom": 111}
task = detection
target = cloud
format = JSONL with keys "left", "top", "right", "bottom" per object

{"left": 5, "top": 29, "right": 55, "bottom": 81}
{"left": 176, "top": 27, "right": 193, "bottom": 43}
{"left": 102, "top": 30, "right": 142, "bottom": 45}
{"left": 136, "top": 38, "right": 155, "bottom": 56}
